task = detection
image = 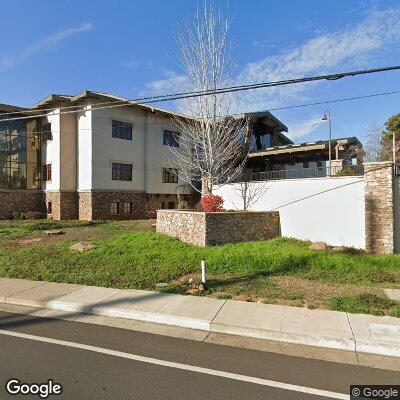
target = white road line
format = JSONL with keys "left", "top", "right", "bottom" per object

{"left": 0, "top": 329, "right": 348, "bottom": 399}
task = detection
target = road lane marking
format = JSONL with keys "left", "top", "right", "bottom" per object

{"left": 0, "top": 329, "right": 348, "bottom": 399}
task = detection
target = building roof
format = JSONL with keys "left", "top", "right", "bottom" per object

{"left": 32, "top": 91, "right": 290, "bottom": 132}
{"left": 249, "top": 137, "right": 362, "bottom": 158}
{"left": 0, "top": 103, "right": 29, "bottom": 113}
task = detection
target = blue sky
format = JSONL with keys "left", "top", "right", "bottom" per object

{"left": 1, "top": 0, "right": 400, "bottom": 144}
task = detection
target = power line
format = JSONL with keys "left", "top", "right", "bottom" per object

{"left": 1, "top": 64, "right": 400, "bottom": 122}
{"left": 2, "top": 88, "right": 400, "bottom": 136}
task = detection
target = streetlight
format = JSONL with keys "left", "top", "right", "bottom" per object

{"left": 322, "top": 110, "right": 332, "bottom": 174}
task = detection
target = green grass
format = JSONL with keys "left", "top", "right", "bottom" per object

{"left": 0, "top": 221, "right": 399, "bottom": 316}
{"left": 330, "top": 293, "right": 400, "bottom": 317}
{"left": 0, "top": 220, "right": 105, "bottom": 239}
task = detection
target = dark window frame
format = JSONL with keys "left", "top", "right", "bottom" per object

{"left": 110, "top": 202, "right": 119, "bottom": 214}
{"left": 123, "top": 202, "right": 132, "bottom": 214}
{"left": 112, "top": 162, "right": 133, "bottom": 181}
{"left": 42, "top": 123, "right": 52, "bottom": 141}
{"left": 163, "top": 130, "right": 180, "bottom": 148}
{"left": 162, "top": 167, "right": 178, "bottom": 183}
{"left": 42, "top": 164, "right": 52, "bottom": 182}
{"left": 112, "top": 120, "right": 132, "bottom": 140}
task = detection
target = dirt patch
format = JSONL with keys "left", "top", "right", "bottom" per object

{"left": 166, "top": 273, "right": 387, "bottom": 311}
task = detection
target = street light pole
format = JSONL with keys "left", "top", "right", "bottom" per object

{"left": 322, "top": 110, "right": 332, "bottom": 174}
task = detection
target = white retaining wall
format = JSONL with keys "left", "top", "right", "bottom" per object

{"left": 214, "top": 176, "right": 366, "bottom": 249}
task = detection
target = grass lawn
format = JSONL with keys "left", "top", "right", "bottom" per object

{"left": 0, "top": 219, "right": 399, "bottom": 316}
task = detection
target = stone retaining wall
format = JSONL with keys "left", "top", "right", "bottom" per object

{"left": 156, "top": 210, "right": 281, "bottom": 246}
{"left": 0, "top": 190, "right": 44, "bottom": 219}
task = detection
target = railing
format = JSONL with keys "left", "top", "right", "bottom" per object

{"left": 245, "top": 165, "right": 364, "bottom": 182}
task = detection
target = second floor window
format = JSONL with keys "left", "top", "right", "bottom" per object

{"left": 42, "top": 164, "right": 52, "bottom": 182}
{"left": 112, "top": 162, "right": 132, "bottom": 181}
{"left": 112, "top": 120, "right": 132, "bottom": 140}
{"left": 42, "top": 123, "right": 52, "bottom": 141}
{"left": 162, "top": 167, "right": 178, "bottom": 183}
{"left": 163, "top": 130, "right": 179, "bottom": 147}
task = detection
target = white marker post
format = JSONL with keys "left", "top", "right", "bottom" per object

{"left": 201, "top": 259, "right": 207, "bottom": 284}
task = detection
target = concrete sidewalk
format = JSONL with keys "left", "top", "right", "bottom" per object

{"left": 1, "top": 277, "right": 399, "bottom": 357}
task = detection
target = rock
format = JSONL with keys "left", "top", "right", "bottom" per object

{"left": 188, "top": 278, "right": 194, "bottom": 284}
{"left": 70, "top": 242, "right": 97, "bottom": 252}
{"left": 155, "top": 282, "right": 168, "bottom": 288}
{"left": 198, "top": 283, "right": 206, "bottom": 292}
{"left": 18, "top": 237, "right": 43, "bottom": 245}
{"left": 331, "top": 246, "right": 346, "bottom": 253}
{"left": 43, "top": 230, "right": 65, "bottom": 236}
{"left": 308, "top": 242, "right": 328, "bottom": 251}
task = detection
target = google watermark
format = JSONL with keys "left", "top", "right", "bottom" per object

{"left": 5, "top": 379, "right": 62, "bottom": 398}
{"left": 351, "top": 385, "right": 400, "bottom": 399}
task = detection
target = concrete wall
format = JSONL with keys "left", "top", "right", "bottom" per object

{"left": 215, "top": 176, "right": 366, "bottom": 249}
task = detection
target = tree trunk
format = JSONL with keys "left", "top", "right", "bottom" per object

{"left": 201, "top": 177, "right": 212, "bottom": 197}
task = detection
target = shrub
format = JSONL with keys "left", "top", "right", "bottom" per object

{"left": 177, "top": 200, "right": 188, "bottom": 209}
{"left": 26, "top": 211, "right": 44, "bottom": 220}
{"left": 200, "top": 195, "right": 224, "bottom": 212}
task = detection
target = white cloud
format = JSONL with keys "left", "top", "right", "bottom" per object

{"left": 144, "top": 6, "right": 400, "bottom": 114}
{"left": 287, "top": 115, "right": 326, "bottom": 140}
{"left": 236, "top": 7, "right": 400, "bottom": 111}
{"left": 146, "top": 70, "right": 191, "bottom": 92}
{"left": 0, "top": 22, "right": 94, "bottom": 70}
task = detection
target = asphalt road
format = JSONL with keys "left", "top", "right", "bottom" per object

{"left": 0, "top": 310, "right": 399, "bottom": 400}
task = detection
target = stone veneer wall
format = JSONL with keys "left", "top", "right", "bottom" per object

{"left": 156, "top": 210, "right": 281, "bottom": 246}
{"left": 44, "top": 191, "right": 78, "bottom": 220}
{"left": 77, "top": 191, "right": 198, "bottom": 221}
{"left": 364, "top": 161, "right": 398, "bottom": 254}
{"left": 0, "top": 190, "right": 44, "bottom": 218}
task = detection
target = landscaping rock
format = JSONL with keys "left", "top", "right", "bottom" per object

{"left": 188, "top": 278, "right": 194, "bottom": 284}
{"left": 155, "top": 282, "right": 168, "bottom": 288}
{"left": 18, "top": 237, "right": 43, "bottom": 245}
{"left": 331, "top": 246, "right": 346, "bottom": 253}
{"left": 70, "top": 242, "right": 97, "bottom": 252}
{"left": 43, "top": 230, "right": 65, "bottom": 236}
{"left": 309, "top": 242, "right": 328, "bottom": 251}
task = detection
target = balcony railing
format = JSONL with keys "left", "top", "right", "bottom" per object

{"left": 245, "top": 164, "right": 364, "bottom": 182}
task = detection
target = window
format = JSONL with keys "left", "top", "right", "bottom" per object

{"left": 163, "top": 130, "right": 179, "bottom": 147}
{"left": 162, "top": 167, "right": 178, "bottom": 183}
{"left": 317, "top": 161, "right": 323, "bottom": 169}
{"left": 47, "top": 202, "right": 52, "bottom": 214}
{"left": 124, "top": 202, "right": 132, "bottom": 214}
{"left": 161, "top": 201, "right": 175, "bottom": 209}
{"left": 42, "top": 123, "right": 52, "bottom": 141}
{"left": 112, "top": 120, "right": 132, "bottom": 140}
{"left": 112, "top": 163, "right": 132, "bottom": 181}
{"left": 302, "top": 161, "right": 310, "bottom": 169}
{"left": 110, "top": 202, "right": 119, "bottom": 214}
{"left": 42, "top": 164, "right": 52, "bottom": 181}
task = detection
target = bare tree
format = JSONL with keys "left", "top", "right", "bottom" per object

{"left": 167, "top": 2, "right": 251, "bottom": 196}
{"left": 364, "top": 123, "right": 394, "bottom": 162}
{"left": 233, "top": 180, "right": 269, "bottom": 211}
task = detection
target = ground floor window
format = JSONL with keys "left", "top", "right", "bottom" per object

{"left": 110, "top": 202, "right": 119, "bottom": 214}
{"left": 161, "top": 201, "right": 175, "bottom": 209}
{"left": 124, "top": 202, "right": 132, "bottom": 214}
{"left": 162, "top": 167, "right": 178, "bottom": 183}
{"left": 47, "top": 201, "right": 52, "bottom": 214}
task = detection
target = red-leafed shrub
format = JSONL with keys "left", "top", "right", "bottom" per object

{"left": 200, "top": 195, "right": 224, "bottom": 212}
